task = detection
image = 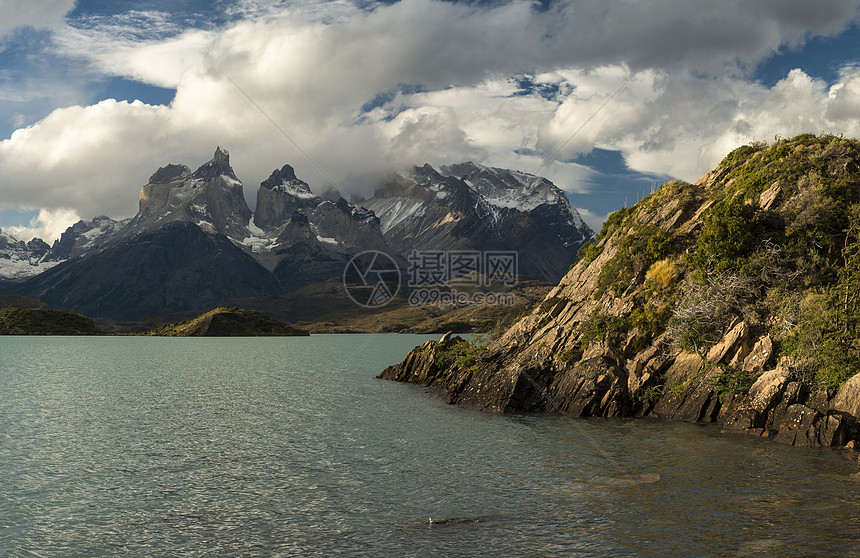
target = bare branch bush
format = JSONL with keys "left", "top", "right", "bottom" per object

{"left": 666, "top": 272, "right": 758, "bottom": 353}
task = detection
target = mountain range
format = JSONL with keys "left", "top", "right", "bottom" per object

{"left": 0, "top": 148, "right": 593, "bottom": 320}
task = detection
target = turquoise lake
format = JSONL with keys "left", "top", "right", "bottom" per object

{"left": 1, "top": 334, "right": 859, "bottom": 557}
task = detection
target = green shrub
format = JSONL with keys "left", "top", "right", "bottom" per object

{"left": 434, "top": 340, "right": 486, "bottom": 372}
{"left": 596, "top": 225, "right": 673, "bottom": 298}
{"left": 559, "top": 347, "right": 584, "bottom": 363}
{"left": 626, "top": 302, "right": 673, "bottom": 353}
{"left": 598, "top": 206, "right": 635, "bottom": 240}
{"left": 781, "top": 291, "right": 858, "bottom": 390}
{"left": 691, "top": 196, "right": 761, "bottom": 274}
{"left": 710, "top": 364, "right": 758, "bottom": 402}
{"left": 636, "top": 384, "right": 663, "bottom": 405}
{"left": 577, "top": 241, "right": 603, "bottom": 264}
{"left": 577, "top": 309, "right": 628, "bottom": 352}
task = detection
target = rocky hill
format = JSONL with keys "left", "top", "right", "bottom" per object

{"left": 0, "top": 307, "right": 100, "bottom": 335}
{"left": 381, "top": 134, "right": 860, "bottom": 451}
{"left": 148, "top": 307, "right": 309, "bottom": 337}
{"left": 0, "top": 294, "right": 50, "bottom": 310}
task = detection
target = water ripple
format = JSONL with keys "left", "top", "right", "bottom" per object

{"left": 1, "top": 335, "right": 859, "bottom": 557}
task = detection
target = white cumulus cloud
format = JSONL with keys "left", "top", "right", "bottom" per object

{"left": 1, "top": 0, "right": 860, "bottom": 235}
{"left": 6, "top": 207, "right": 81, "bottom": 242}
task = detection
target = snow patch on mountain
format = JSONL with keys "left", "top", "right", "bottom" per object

{"left": 241, "top": 217, "right": 279, "bottom": 253}
{"left": 0, "top": 257, "right": 60, "bottom": 280}
{"left": 316, "top": 235, "right": 339, "bottom": 245}
{"left": 444, "top": 162, "right": 568, "bottom": 212}
{"left": 196, "top": 221, "right": 216, "bottom": 234}
{"left": 0, "top": 229, "right": 52, "bottom": 279}
{"left": 276, "top": 180, "right": 317, "bottom": 199}
{"left": 366, "top": 197, "right": 426, "bottom": 233}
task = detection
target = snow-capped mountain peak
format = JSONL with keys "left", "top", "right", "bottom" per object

{"left": 440, "top": 161, "right": 569, "bottom": 212}
{"left": 362, "top": 162, "right": 594, "bottom": 281}
{"left": 127, "top": 147, "right": 252, "bottom": 240}
{"left": 260, "top": 165, "right": 317, "bottom": 200}
{"left": 0, "top": 229, "right": 56, "bottom": 280}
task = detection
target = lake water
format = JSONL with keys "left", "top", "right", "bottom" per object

{"left": 1, "top": 334, "right": 859, "bottom": 557}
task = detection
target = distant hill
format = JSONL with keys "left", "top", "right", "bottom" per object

{"left": 0, "top": 307, "right": 100, "bottom": 335}
{"left": 0, "top": 294, "right": 50, "bottom": 310}
{"left": 231, "top": 277, "right": 553, "bottom": 334}
{"left": 148, "top": 307, "right": 310, "bottom": 337}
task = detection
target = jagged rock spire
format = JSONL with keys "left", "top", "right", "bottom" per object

{"left": 261, "top": 165, "right": 299, "bottom": 189}
{"left": 192, "top": 146, "right": 238, "bottom": 181}
{"left": 149, "top": 164, "right": 191, "bottom": 185}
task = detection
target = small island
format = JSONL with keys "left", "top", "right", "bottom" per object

{"left": 148, "top": 307, "right": 310, "bottom": 337}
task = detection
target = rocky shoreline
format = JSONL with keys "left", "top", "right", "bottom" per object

{"left": 379, "top": 136, "right": 860, "bottom": 465}
{"left": 379, "top": 333, "right": 860, "bottom": 456}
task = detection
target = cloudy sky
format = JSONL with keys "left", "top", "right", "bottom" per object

{"left": 1, "top": 0, "right": 860, "bottom": 241}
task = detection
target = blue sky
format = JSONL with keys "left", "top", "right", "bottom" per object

{"left": 1, "top": 0, "right": 860, "bottom": 240}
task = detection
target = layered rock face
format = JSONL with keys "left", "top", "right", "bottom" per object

{"left": 252, "top": 165, "right": 320, "bottom": 230}
{"left": 381, "top": 135, "right": 860, "bottom": 451}
{"left": 248, "top": 165, "right": 394, "bottom": 288}
{"left": 129, "top": 147, "right": 252, "bottom": 240}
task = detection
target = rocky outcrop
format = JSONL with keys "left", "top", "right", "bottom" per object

{"left": 253, "top": 165, "right": 320, "bottom": 230}
{"left": 832, "top": 374, "right": 860, "bottom": 418}
{"left": 382, "top": 327, "right": 860, "bottom": 451}
{"left": 131, "top": 147, "right": 252, "bottom": 240}
{"left": 380, "top": 136, "right": 860, "bottom": 454}
{"left": 720, "top": 364, "right": 857, "bottom": 447}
